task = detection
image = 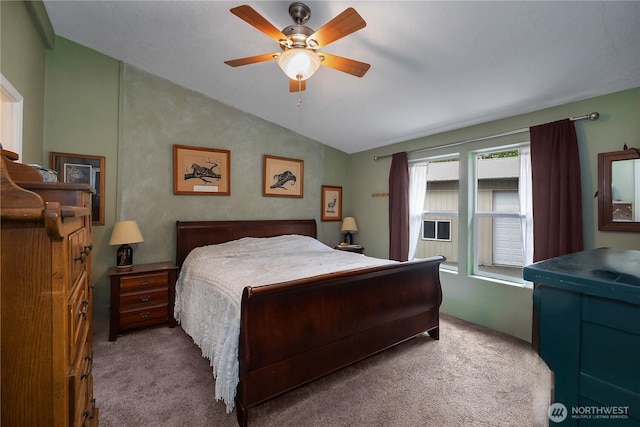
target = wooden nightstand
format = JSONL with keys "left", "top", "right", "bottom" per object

{"left": 108, "top": 261, "right": 178, "bottom": 341}
{"left": 334, "top": 245, "right": 364, "bottom": 254}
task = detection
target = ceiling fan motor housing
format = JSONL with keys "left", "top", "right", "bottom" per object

{"left": 289, "top": 2, "right": 311, "bottom": 25}
{"left": 281, "top": 25, "right": 316, "bottom": 49}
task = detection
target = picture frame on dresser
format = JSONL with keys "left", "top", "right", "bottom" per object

{"left": 263, "top": 155, "right": 304, "bottom": 198}
{"left": 50, "top": 151, "right": 105, "bottom": 225}
{"left": 173, "top": 144, "right": 231, "bottom": 195}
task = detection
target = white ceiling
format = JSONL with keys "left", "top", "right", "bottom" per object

{"left": 42, "top": 1, "right": 640, "bottom": 154}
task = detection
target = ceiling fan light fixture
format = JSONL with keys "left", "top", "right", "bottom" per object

{"left": 277, "top": 48, "right": 321, "bottom": 81}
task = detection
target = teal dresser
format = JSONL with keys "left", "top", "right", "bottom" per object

{"left": 523, "top": 248, "right": 640, "bottom": 426}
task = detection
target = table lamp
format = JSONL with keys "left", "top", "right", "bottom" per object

{"left": 340, "top": 217, "right": 358, "bottom": 245}
{"left": 109, "top": 220, "right": 144, "bottom": 269}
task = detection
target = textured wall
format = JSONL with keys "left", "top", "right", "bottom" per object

{"left": 44, "top": 37, "right": 121, "bottom": 325}
{"left": 0, "top": 1, "right": 47, "bottom": 164}
{"left": 119, "top": 65, "right": 327, "bottom": 265}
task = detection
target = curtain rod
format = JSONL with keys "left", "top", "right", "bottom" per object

{"left": 373, "top": 112, "right": 600, "bottom": 161}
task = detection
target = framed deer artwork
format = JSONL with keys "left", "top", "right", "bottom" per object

{"left": 173, "top": 144, "right": 230, "bottom": 195}
{"left": 263, "top": 155, "right": 304, "bottom": 198}
{"left": 321, "top": 185, "right": 342, "bottom": 221}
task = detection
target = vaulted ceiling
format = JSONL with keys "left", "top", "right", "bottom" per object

{"left": 43, "top": 1, "right": 640, "bottom": 154}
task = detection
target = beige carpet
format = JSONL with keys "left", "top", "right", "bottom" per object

{"left": 92, "top": 314, "right": 551, "bottom": 426}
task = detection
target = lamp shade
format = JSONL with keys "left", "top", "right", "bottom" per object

{"left": 109, "top": 221, "right": 144, "bottom": 245}
{"left": 277, "top": 48, "right": 321, "bottom": 81}
{"left": 341, "top": 217, "right": 358, "bottom": 233}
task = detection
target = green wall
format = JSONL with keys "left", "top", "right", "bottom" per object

{"left": 118, "top": 65, "right": 339, "bottom": 266}
{"left": 321, "top": 144, "right": 351, "bottom": 241}
{"left": 349, "top": 88, "right": 640, "bottom": 341}
{"left": 44, "top": 37, "right": 121, "bottom": 323}
{"left": 0, "top": 1, "right": 48, "bottom": 164}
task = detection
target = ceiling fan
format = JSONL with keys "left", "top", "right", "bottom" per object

{"left": 224, "top": 2, "right": 370, "bottom": 93}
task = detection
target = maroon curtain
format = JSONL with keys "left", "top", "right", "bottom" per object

{"left": 529, "top": 119, "right": 583, "bottom": 351}
{"left": 530, "top": 119, "right": 584, "bottom": 262}
{"left": 389, "top": 152, "right": 409, "bottom": 261}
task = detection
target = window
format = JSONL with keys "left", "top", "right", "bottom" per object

{"left": 1, "top": 74, "right": 23, "bottom": 158}
{"left": 413, "top": 155, "right": 459, "bottom": 270}
{"left": 410, "top": 144, "right": 532, "bottom": 286}
{"left": 422, "top": 220, "right": 451, "bottom": 241}
{"left": 472, "top": 146, "right": 532, "bottom": 283}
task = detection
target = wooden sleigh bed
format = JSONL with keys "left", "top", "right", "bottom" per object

{"left": 175, "top": 219, "right": 445, "bottom": 427}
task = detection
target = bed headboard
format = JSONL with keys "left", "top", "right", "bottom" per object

{"left": 176, "top": 219, "right": 317, "bottom": 269}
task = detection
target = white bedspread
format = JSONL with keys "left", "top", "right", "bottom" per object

{"left": 174, "top": 234, "right": 395, "bottom": 413}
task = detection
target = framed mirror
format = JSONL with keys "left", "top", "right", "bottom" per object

{"left": 598, "top": 148, "right": 640, "bottom": 231}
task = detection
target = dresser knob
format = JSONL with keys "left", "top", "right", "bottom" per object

{"left": 140, "top": 279, "right": 150, "bottom": 285}
{"left": 139, "top": 311, "right": 149, "bottom": 318}
{"left": 140, "top": 296, "right": 151, "bottom": 302}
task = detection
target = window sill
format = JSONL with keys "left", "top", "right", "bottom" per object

{"left": 469, "top": 274, "right": 533, "bottom": 289}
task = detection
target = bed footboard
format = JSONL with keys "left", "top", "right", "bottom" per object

{"left": 235, "top": 256, "right": 444, "bottom": 426}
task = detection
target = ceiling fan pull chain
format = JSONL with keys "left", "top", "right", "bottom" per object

{"left": 297, "top": 75, "right": 303, "bottom": 107}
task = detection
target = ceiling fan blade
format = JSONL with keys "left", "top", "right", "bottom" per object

{"left": 309, "top": 8, "right": 366, "bottom": 48}
{"left": 319, "top": 53, "right": 370, "bottom": 77}
{"left": 230, "top": 5, "right": 286, "bottom": 42}
{"left": 224, "top": 53, "right": 278, "bottom": 67}
{"left": 289, "top": 79, "right": 307, "bottom": 92}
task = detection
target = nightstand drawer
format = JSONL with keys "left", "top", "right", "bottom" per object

{"left": 120, "top": 271, "right": 169, "bottom": 291}
{"left": 120, "top": 288, "right": 168, "bottom": 309}
{"left": 120, "top": 304, "right": 168, "bottom": 329}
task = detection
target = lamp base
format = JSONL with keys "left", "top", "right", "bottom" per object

{"left": 343, "top": 232, "right": 353, "bottom": 245}
{"left": 116, "top": 244, "right": 133, "bottom": 269}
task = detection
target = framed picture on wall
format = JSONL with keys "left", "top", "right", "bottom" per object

{"left": 50, "top": 152, "right": 105, "bottom": 225}
{"left": 173, "top": 144, "right": 231, "bottom": 195}
{"left": 263, "top": 155, "right": 304, "bottom": 198}
{"left": 321, "top": 185, "right": 342, "bottom": 221}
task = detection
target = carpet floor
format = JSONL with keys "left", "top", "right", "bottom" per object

{"left": 92, "top": 314, "right": 551, "bottom": 426}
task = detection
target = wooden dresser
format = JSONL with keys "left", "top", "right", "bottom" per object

{"left": 1, "top": 153, "right": 99, "bottom": 426}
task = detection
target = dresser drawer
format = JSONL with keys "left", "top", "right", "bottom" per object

{"left": 120, "top": 304, "right": 168, "bottom": 330}
{"left": 120, "top": 271, "right": 169, "bottom": 292}
{"left": 68, "top": 271, "right": 90, "bottom": 357}
{"left": 69, "top": 228, "right": 90, "bottom": 290}
{"left": 120, "top": 287, "right": 168, "bottom": 309}
{"left": 70, "top": 338, "right": 95, "bottom": 427}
